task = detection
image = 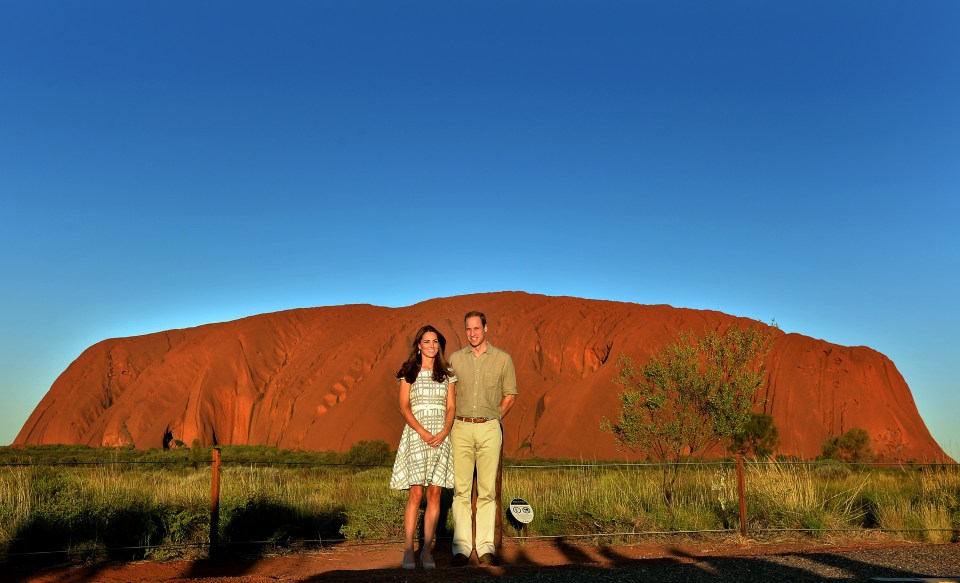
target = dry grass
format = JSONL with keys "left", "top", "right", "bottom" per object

{"left": 1, "top": 458, "right": 957, "bottom": 558}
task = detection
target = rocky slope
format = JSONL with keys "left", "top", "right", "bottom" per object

{"left": 14, "top": 292, "right": 950, "bottom": 461}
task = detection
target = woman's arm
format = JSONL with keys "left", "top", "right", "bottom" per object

{"left": 426, "top": 381, "right": 456, "bottom": 448}
{"left": 398, "top": 379, "right": 433, "bottom": 442}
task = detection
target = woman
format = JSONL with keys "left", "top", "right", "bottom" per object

{"left": 389, "top": 325, "right": 456, "bottom": 570}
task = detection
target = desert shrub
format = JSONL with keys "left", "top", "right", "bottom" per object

{"left": 812, "top": 460, "right": 853, "bottom": 480}
{"left": 857, "top": 487, "right": 884, "bottom": 528}
{"left": 821, "top": 428, "right": 874, "bottom": 463}
{"left": 341, "top": 440, "right": 394, "bottom": 467}
{"left": 188, "top": 440, "right": 212, "bottom": 469}
{"left": 339, "top": 500, "right": 401, "bottom": 540}
{"left": 6, "top": 467, "right": 166, "bottom": 560}
{"left": 8, "top": 479, "right": 83, "bottom": 554}
{"left": 95, "top": 504, "right": 164, "bottom": 557}
{"left": 161, "top": 506, "right": 208, "bottom": 545}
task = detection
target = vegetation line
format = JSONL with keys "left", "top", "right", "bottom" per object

{"left": 2, "top": 459, "right": 954, "bottom": 469}
{"left": 2, "top": 542, "right": 209, "bottom": 558}
{"left": 2, "top": 443, "right": 957, "bottom": 566}
{"left": 0, "top": 460, "right": 198, "bottom": 468}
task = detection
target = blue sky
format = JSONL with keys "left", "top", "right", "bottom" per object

{"left": 1, "top": 1, "right": 957, "bottom": 457}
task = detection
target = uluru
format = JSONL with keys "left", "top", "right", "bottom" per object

{"left": 14, "top": 292, "right": 951, "bottom": 462}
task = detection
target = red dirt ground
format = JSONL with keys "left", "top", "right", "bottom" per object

{"left": 3, "top": 538, "right": 956, "bottom": 583}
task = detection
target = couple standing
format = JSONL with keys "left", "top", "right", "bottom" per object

{"left": 388, "top": 311, "right": 517, "bottom": 569}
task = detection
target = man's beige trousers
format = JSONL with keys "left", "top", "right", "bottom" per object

{"left": 450, "top": 419, "right": 501, "bottom": 557}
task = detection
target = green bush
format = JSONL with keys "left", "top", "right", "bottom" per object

{"left": 821, "top": 428, "right": 874, "bottom": 463}
{"left": 812, "top": 460, "right": 853, "bottom": 480}
{"left": 161, "top": 507, "right": 208, "bottom": 545}
{"left": 339, "top": 500, "right": 400, "bottom": 540}
{"left": 341, "top": 440, "right": 394, "bottom": 467}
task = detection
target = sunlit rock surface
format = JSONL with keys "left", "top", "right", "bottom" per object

{"left": 14, "top": 292, "right": 951, "bottom": 462}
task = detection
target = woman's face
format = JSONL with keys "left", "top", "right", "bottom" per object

{"left": 419, "top": 331, "right": 440, "bottom": 359}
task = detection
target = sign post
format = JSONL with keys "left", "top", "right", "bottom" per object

{"left": 508, "top": 498, "right": 534, "bottom": 542}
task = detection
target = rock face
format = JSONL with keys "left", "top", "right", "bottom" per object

{"left": 14, "top": 292, "right": 951, "bottom": 462}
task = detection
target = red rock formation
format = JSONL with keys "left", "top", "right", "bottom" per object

{"left": 14, "top": 292, "right": 951, "bottom": 462}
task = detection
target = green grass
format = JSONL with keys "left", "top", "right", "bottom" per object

{"left": 1, "top": 445, "right": 957, "bottom": 565}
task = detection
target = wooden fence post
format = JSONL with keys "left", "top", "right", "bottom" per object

{"left": 736, "top": 454, "right": 748, "bottom": 537}
{"left": 210, "top": 447, "right": 221, "bottom": 557}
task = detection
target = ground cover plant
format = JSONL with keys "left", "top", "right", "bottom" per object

{"left": 1, "top": 445, "right": 957, "bottom": 566}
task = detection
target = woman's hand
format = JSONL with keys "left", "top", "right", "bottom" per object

{"left": 425, "top": 429, "right": 447, "bottom": 448}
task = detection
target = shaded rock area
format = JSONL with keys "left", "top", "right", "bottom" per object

{"left": 13, "top": 292, "right": 951, "bottom": 462}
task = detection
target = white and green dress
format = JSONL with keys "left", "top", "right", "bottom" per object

{"left": 389, "top": 370, "right": 456, "bottom": 490}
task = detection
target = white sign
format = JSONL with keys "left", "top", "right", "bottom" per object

{"left": 509, "top": 498, "right": 534, "bottom": 524}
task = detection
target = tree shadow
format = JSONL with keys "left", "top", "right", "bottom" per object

{"left": 180, "top": 501, "right": 348, "bottom": 579}
{"left": 219, "top": 498, "right": 346, "bottom": 550}
{"left": 0, "top": 501, "right": 348, "bottom": 583}
{"left": 659, "top": 546, "right": 954, "bottom": 582}
{"left": 300, "top": 542, "right": 959, "bottom": 582}
{"left": 3, "top": 505, "right": 168, "bottom": 569}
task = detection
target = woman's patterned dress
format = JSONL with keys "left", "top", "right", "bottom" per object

{"left": 389, "top": 370, "right": 456, "bottom": 490}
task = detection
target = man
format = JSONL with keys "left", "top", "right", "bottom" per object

{"left": 447, "top": 311, "right": 517, "bottom": 566}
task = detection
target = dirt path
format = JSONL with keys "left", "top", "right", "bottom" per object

{"left": 4, "top": 539, "right": 960, "bottom": 582}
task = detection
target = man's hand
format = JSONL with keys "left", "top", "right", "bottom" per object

{"left": 500, "top": 395, "right": 516, "bottom": 419}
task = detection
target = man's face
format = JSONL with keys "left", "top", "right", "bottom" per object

{"left": 464, "top": 316, "right": 487, "bottom": 348}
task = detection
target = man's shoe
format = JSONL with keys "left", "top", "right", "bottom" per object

{"left": 478, "top": 552, "right": 498, "bottom": 566}
{"left": 451, "top": 553, "right": 469, "bottom": 567}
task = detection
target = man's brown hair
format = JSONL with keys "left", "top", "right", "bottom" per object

{"left": 464, "top": 311, "right": 486, "bottom": 327}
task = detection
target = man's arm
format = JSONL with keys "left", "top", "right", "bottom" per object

{"left": 499, "top": 394, "right": 515, "bottom": 419}
{"left": 499, "top": 351, "right": 518, "bottom": 419}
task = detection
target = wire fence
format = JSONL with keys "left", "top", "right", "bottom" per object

{"left": 1, "top": 451, "right": 958, "bottom": 561}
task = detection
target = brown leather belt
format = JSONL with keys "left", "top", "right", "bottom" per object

{"left": 455, "top": 416, "right": 491, "bottom": 423}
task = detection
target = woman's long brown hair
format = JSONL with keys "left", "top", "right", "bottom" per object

{"left": 396, "top": 325, "right": 453, "bottom": 384}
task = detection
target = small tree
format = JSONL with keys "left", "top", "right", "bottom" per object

{"left": 601, "top": 324, "right": 772, "bottom": 503}
{"left": 728, "top": 412, "right": 780, "bottom": 459}
{"left": 821, "top": 427, "right": 873, "bottom": 463}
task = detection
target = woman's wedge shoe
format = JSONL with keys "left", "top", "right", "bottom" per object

{"left": 421, "top": 549, "right": 436, "bottom": 569}
{"left": 401, "top": 550, "right": 416, "bottom": 569}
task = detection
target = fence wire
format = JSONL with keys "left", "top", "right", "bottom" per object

{"left": 1, "top": 455, "right": 957, "bottom": 561}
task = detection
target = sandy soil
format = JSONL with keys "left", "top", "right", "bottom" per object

{"left": 4, "top": 537, "right": 960, "bottom": 583}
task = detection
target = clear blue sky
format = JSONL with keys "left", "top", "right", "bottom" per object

{"left": 2, "top": 1, "right": 957, "bottom": 457}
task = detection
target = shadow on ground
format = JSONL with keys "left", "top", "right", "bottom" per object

{"left": 0, "top": 500, "right": 348, "bottom": 583}
{"left": 305, "top": 538, "right": 960, "bottom": 582}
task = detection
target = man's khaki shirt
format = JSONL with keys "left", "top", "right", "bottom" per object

{"left": 448, "top": 342, "right": 517, "bottom": 419}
